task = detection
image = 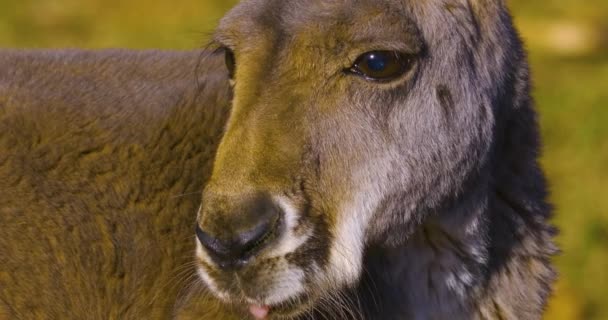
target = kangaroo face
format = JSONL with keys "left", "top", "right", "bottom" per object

{"left": 196, "top": 0, "right": 497, "bottom": 317}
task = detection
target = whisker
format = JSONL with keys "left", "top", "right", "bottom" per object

{"left": 169, "top": 191, "right": 203, "bottom": 199}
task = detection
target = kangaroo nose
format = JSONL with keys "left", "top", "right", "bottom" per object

{"left": 196, "top": 193, "right": 281, "bottom": 269}
{"left": 195, "top": 218, "right": 276, "bottom": 269}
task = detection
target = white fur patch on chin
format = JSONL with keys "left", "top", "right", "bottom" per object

{"left": 246, "top": 264, "right": 306, "bottom": 306}
{"left": 266, "top": 267, "right": 305, "bottom": 305}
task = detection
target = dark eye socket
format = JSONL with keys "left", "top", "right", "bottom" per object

{"left": 224, "top": 48, "right": 236, "bottom": 79}
{"left": 348, "top": 51, "right": 414, "bottom": 82}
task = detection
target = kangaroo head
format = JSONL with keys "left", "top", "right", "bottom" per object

{"left": 196, "top": 0, "right": 509, "bottom": 317}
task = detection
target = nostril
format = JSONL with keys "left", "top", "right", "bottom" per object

{"left": 196, "top": 225, "right": 230, "bottom": 257}
{"left": 196, "top": 216, "right": 278, "bottom": 268}
{"left": 237, "top": 216, "right": 278, "bottom": 257}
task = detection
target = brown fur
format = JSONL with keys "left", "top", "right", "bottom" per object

{"left": 0, "top": 49, "right": 230, "bottom": 319}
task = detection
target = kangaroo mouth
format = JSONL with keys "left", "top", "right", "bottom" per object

{"left": 246, "top": 292, "right": 315, "bottom": 319}
{"left": 195, "top": 194, "right": 333, "bottom": 319}
{"left": 249, "top": 305, "right": 270, "bottom": 319}
{"left": 196, "top": 254, "right": 320, "bottom": 319}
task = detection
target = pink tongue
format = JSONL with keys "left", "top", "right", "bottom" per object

{"left": 249, "top": 305, "right": 270, "bottom": 319}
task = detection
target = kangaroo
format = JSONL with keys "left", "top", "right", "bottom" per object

{"left": 0, "top": 0, "right": 557, "bottom": 319}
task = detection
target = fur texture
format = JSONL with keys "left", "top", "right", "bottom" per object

{"left": 0, "top": 0, "right": 557, "bottom": 319}
{"left": 193, "top": 0, "right": 557, "bottom": 319}
{"left": 0, "top": 49, "right": 231, "bottom": 319}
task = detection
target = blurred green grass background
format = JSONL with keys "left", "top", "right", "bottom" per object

{"left": 1, "top": 1, "right": 606, "bottom": 319}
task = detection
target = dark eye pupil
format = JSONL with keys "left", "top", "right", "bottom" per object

{"left": 349, "top": 50, "right": 413, "bottom": 82}
{"left": 365, "top": 53, "right": 388, "bottom": 72}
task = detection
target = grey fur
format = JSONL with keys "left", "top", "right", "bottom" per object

{"left": 198, "top": 0, "right": 557, "bottom": 319}
{"left": 0, "top": 1, "right": 557, "bottom": 319}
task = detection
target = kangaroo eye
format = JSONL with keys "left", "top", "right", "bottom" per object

{"left": 224, "top": 48, "right": 236, "bottom": 79}
{"left": 349, "top": 51, "right": 414, "bottom": 82}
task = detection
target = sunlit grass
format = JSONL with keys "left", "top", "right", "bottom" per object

{"left": 508, "top": 1, "right": 608, "bottom": 318}
{"left": 0, "top": 0, "right": 238, "bottom": 48}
